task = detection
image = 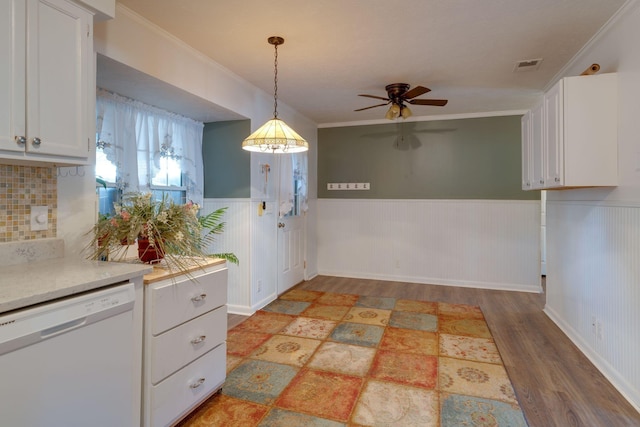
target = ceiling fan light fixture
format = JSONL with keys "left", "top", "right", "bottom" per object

{"left": 386, "top": 103, "right": 401, "bottom": 120}
{"left": 356, "top": 83, "right": 448, "bottom": 118}
{"left": 242, "top": 36, "right": 308, "bottom": 154}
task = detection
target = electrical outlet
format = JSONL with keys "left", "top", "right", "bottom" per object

{"left": 257, "top": 279, "right": 262, "bottom": 293}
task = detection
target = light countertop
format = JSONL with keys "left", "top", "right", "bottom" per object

{"left": 0, "top": 258, "right": 152, "bottom": 315}
{"left": 143, "top": 257, "right": 226, "bottom": 284}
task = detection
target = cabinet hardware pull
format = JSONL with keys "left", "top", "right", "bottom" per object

{"left": 191, "top": 293, "right": 207, "bottom": 302}
{"left": 190, "top": 378, "right": 205, "bottom": 389}
{"left": 190, "top": 335, "right": 206, "bottom": 345}
{"left": 278, "top": 222, "right": 285, "bottom": 228}
{"left": 555, "top": 177, "right": 560, "bottom": 182}
{"left": 15, "top": 136, "right": 26, "bottom": 145}
{"left": 32, "top": 137, "right": 42, "bottom": 146}
{"left": 539, "top": 180, "right": 544, "bottom": 184}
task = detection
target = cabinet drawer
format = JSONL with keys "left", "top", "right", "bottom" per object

{"left": 150, "top": 343, "right": 226, "bottom": 427}
{"left": 149, "top": 267, "right": 227, "bottom": 335}
{"left": 150, "top": 306, "right": 227, "bottom": 385}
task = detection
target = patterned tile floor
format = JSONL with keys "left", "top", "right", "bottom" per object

{"left": 178, "top": 289, "right": 528, "bottom": 426}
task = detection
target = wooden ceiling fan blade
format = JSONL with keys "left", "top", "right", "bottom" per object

{"left": 354, "top": 103, "right": 388, "bottom": 111}
{"left": 409, "top": 99, "right": 448, "bottom": 106}
{"left": 402, "top": 85, "right": 431, "bottom": 99}
{"left": 358, "top": 94, "right": 390, "bottom": 101}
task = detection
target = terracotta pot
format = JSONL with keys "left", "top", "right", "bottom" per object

{"left": 137, "top": 236, "right": 164, "bottom": 264}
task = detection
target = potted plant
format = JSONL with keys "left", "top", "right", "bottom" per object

{"left": 86, "top": 192, "right": 238, "bottom": 274}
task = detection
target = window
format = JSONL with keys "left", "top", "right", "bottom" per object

{"left": 149, "top": 144, "right": 186, "bottom": 205}
{"left": 96, "top": 134, "right": 120, "bottom": 216}
{"left": 284, "top": 167, "right": 303, "bottom": 217}
{"left": 278, "top": 153, "right": 308, "bottom": 218}
{"left": 95, "top": 89, "right": 204, "bottom": 216}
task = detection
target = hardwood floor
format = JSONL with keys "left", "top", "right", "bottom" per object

{"left": 227, "top": 275, "right": 639, "bottom": 427}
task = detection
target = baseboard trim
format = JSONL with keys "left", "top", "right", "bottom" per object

{"left": 226, "top": 304, "right": 254, "bottom": 316}
{"left": 544, "top": 305, "right": 640, "bottom": 413}
{"left": 318, "top": 271, "right": 542, "bottom": 293}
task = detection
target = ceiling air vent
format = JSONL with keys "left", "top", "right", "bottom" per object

{"left": 514, "top": 58, "right": 543, "bottom": 72}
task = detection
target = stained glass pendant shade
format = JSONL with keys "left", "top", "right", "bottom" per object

{"left": 242, "top": 36, "right": 309, "bottom": 154}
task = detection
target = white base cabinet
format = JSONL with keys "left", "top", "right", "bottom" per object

{"left": 522, "top": 73, "right": 618, "bottom": 190}
{"left": 143, "top": 262, "right": 228, "bottom": 427}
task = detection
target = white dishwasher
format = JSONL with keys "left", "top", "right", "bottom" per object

{"left": 0, "top": 282, "right": 136, "bottom": 427}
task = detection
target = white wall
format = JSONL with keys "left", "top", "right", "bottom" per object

{"left": 201, "top": 199, "right": 254, "bottom": 315}
{"left": 544, "top": 0, "right": 640, "bottom": 410}
{"left": 56, "top": 166, "right": 98, "bottom": 259}
{"left": 318, "top": 199, "right": 541, "bottom": 292}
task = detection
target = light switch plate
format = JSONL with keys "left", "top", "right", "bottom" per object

{"left": 30, "top": 206, "right": 48, "bottom": 231}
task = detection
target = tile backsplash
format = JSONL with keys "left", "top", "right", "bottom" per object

{"left": 0, "top": 165, "right": 57, "bottom": 242}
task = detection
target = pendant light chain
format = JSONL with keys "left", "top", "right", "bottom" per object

{"left": 241, "top": 36, "right": 308, "bottom": 153}
{"left": 273, "top": 42, "right": 279, "bottom": 119}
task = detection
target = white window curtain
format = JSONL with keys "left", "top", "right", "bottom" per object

{"left": 278, "top": 152, "right": 308, "bottom": 217}
{"left": 96, "top": 90, "right": 138, "bottom": 192}
{"left": 96, "top": 89, "right": 205, "bottom": 206}
{"left": 296, "top": 152, "right": 309, "bottom": 213}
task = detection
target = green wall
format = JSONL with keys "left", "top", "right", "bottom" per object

{"left": 318, "top": 116, "right": 538, "bottom": 200}
{"left": 202, "top": 120, "right": 251, "bottom": 198}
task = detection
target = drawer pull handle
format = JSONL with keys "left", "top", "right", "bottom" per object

{"left": 191, "top": 335, "right": 207, "bottom": 345}
{"left": 190, "top": 378, "right": 205, "bottom": 389}
{"left": 191, "top": 293, "right": 207, "bottom": 302}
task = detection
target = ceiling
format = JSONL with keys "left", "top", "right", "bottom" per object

{"left": 102, "top": 0, "right": 627, "bottom": 125}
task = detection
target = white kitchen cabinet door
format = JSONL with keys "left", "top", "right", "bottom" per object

{"left": 0, "top": 0, "right": 26, "bottom": 154}
{"left": 26, "top": 0, "right": 92, "bottom": 159}
{"left": 521, "top": 104, "right": 544, "bottom": 190}
{"left": 0, "top": 0, "right": 92, "bottom": 164}
{"left": 543, "top": 79, "right": 563, "bottom": 188}
{"left": 521, "top": 110, "right": 531, "bottom": 190}
{"left": 530, "top": 101, "right": 545, "bottom": 189}
{"left": 562, "top": 73, "right": 618, "bottom": 187}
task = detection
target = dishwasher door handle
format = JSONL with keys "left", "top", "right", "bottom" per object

{"left": 40, "top": 317, "right": 87, "bottom": 339}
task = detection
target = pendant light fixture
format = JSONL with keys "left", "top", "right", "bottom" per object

{"left": 242, "top": 36, "right": 309, "bottom": 154}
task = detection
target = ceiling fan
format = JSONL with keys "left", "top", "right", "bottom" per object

{"left": 355, "top": 83, "right": 448, "bottom": 119}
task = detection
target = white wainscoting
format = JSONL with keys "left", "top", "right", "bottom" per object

{"left": 305, "top": 198, "right": 319, "bottom": 280}
{"left": 545, "top": 200, "right": 640, "bottom": 411}
{"left": 317, "top": 199, "right": 541, "bottom": 292}
{"left": 202, "top": 199, "right": 252, "bottom": 314}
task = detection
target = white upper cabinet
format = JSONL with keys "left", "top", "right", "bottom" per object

{"left": 0, "top": 0, "right": 93, "bottom": 166}
{"left": 522, "top": 73, "right": 618, "bottom": 190}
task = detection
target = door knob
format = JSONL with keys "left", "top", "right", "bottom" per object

{"left": 278, "top": 222, "right": 285, "bottom": 228}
